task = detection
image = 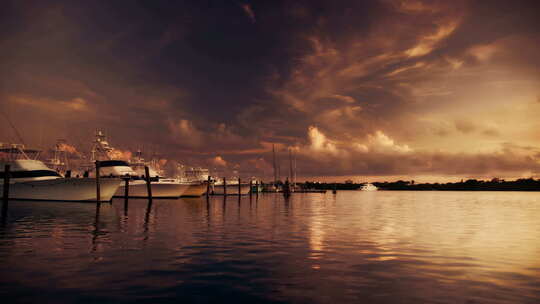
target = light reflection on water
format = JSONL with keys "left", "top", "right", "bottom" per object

{"left": 1, "top": 191, "right": 540, "bottom": 303}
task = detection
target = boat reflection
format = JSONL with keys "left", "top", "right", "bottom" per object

{"left": 0, "top": 192, "right": 539, "bottom": 303}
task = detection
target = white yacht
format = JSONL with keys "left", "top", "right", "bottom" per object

{"left": 181, "top": 181, "right": 207, "bottom": 197}
{"left": 115, "top": 178, "right": 189, "bottom": 198}
{"left": 45, "top": 139, "right": 69, "bottom": 175}
{"left": 211, "top": 178, "right": 251, "bottom": 195}
{"left": 99, "top": 160, "right": 136, "bottom": 177}
{"left": 0, "top": 144, "right": 120, "bottom": 202}
{"left": 360, "top": 183, "right": 378, "bottom": 191}
{"left": 177, "top": 165, "right": 209, "bottom": 197}
{"left": 109, "top": 149, "right": 188, "bottom": 198}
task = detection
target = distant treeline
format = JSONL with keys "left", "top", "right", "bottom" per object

{"left": 373, "top": 178, "right": 540, "bottom": 191}
{"left": 298, "top": 178, "right": 540, "bottom": 191}
{"left": 299, "top": 181, "right": 361, "bottom": 190}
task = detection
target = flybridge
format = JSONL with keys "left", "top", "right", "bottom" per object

{"left": 90, "top": 130, "right": 115, "bottom": 162}
{"left": 0, "top": 143, "right": 42, "bottom": 161}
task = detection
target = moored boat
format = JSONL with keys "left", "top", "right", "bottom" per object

{"left": 250, "top": 180, "right": 262, "bottom": 193}
{"left": 360, "top": 183, "right": 378, "bottom": 191}
{"left": 177, "top": 166, "right": 210, "bottom": 197}
{"left": 115, "top": 178, "right": 190, "bottom": 198}
{"left": 211, "top": 179, "right": 251, "bottom": 195}
{"left": 100, "top": 159, "right": 189, "bottom": 199}
{"left": 89, "top": 132, "right": 187, "bottom": 198}
{"left": 1, "top": 144, "right": 120, "bottom": 202}
{"left": 181, "top": 182, "right": 207, "bottom": 197}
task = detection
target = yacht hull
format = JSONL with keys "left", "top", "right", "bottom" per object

{"left": 114, "top": 181, "right": 189, "bottom": 198}
{"left": 211, "top": 184, "right": 251, "bottom": 195}
{"left": 360, "top": 183, "right": 378, "bottom": 191}
{"left": 181, "top": 183, "right": 207, "bottom": 197}
{"left": 1, "top": 178, "right": 121, "bottom": 202}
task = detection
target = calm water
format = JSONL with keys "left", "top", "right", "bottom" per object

{"left": 1, "top": 191, "right": 540, "bottom": 303}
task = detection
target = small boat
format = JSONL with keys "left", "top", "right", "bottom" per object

{"left": 250, "top": 180, "right": 262, "bottom": 193}
{"left": 116, "top": 178, "right": 190, "bottom": 198}
{"left": 0, "top": 144, "right": 120, "bottom": 202}
{"left": 360, "top": 183, "right": 378, "bottom": 191}
{"left": 211, "top": 178, "right": 251, "bottom": 195}
{"left": 177, "top": 165, "right": 210, "bottom": 197}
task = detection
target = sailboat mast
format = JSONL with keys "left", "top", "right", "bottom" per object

{"left": 272, "top": 144, "right": 277, "bottom": 184}
{"left": 293, "top": 150, "right": 297, "bottom": 185}
{"left": 288, "top": 148, "right": 293, "bottom": 182}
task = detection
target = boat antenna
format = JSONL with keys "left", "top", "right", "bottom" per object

{"left": 0, "top": 108, "right": 26, "bottom": 146}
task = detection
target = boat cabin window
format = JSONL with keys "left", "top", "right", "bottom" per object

{"left": 99, "top": 160, "right": 130, "bottom": 167}
{"left": 0, "top": 170, "right": 62, "bottom": 179}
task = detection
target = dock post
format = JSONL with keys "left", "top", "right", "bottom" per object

{"left": 95, "top": 161, "right": 101, "bottom": 203}
{"left": 255, "top": 181, "right": 259, "bottom": 198}
{"left": 249, "top": 180, "right": 253, "bottom": 198}
{"left": 123, "top": 177, "right": 129, "bottom": 215}
{"left": 144, "top": 166, "right": 153, "bottom": 204}
{"left": 206, "top": 175, "right": 211, "bottom": 198}
{"left": 2, "top": 164, "right": 10, "bottom": 215}
{"left": 65, "top": 170, "right": 71, "bottom": 178}
{"left": 238, "top": 178, "right": 241, "bottom": 195}
{"left": 223, "top": 177, "right": 227, "bottom": 196}
{"left": 283, "top": 179, "right": 291, "bottom": 198}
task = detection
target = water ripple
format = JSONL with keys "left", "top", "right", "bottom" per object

{"left": 1, "top": 192, "right": 540, "bottom": 303}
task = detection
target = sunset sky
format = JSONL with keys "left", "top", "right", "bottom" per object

{"left": 1, "top": 0, "right": 539, "bottom": 181}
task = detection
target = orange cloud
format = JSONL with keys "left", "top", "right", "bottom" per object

{"left": 405, "top": 21, "right": 459, "bottom": 57}
{"left": 210, "top": 155, "right": 227, "bottom": 167}
{"left": 10, "top": 95, "right": 90, "bottom": 112}
{"left": 108, "top": 149, "right": 132, "bottom": 161}
{"left": 57, "top": 143, "right": 79, "bottom": 155}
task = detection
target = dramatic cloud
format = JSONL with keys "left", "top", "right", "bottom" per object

{"left": 108, "top": 149, "right": 133, "bottom": 161}
{"left": 1, "top": 0, "right": 539, "bottom": 181}
{"left": 57, "top": 143, "right": 80, "bottom": 155}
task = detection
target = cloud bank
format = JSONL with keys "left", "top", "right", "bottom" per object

{"left": 1, "top": 0, "right": 539, "bottom": 180}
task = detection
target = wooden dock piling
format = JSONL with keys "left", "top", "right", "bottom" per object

{"left": 223, "top": 177, "right": 227, "bottom": 196}
{"left": 95, "top": 161, "right": 101, "bottom": 203}
{"left": 283, "top": 179, "right": 291, "bottom": 198}
{"left": 2, "top": 164, "right": 10, "bottom": 213}
{"left": 249, "top": 180, "right": 253, "bottom": 198}
{"left": 123, "top": 177, "right": 129, "bottom": 214}
{"left": 144, "top": 166, "right": 153, "bottom": 204}
{"left": 206, "top": 175, "right": 211, "bottom": 198}
{"left": 124, "top": 177, "right": 130, "bottom": 198}
{"left": 255, "top": 181, "right": 259, "bottom": 198}
{"left": 238, "top": 178, "right": 241, "bottom": 195}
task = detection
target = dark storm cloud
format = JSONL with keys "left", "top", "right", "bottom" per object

{"left": 1, "top": 0, "right": 540, "bottom": 179}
